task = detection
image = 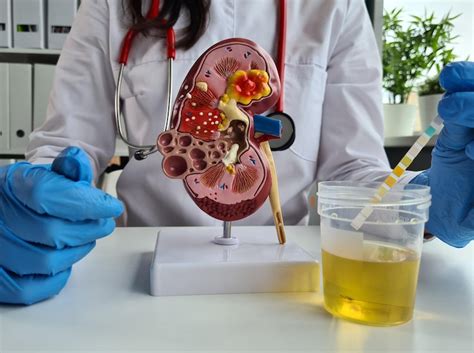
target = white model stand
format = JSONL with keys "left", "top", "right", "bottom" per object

{"left": 150, "top": 225, "right": 320, "bottom": 296}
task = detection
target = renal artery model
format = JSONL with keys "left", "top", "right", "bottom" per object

{"left": 157, "top": 38, "right": 282, "bottom": 225}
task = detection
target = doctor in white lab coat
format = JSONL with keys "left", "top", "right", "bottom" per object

{"left": 1, "top": 0, "right": 473, "bottom": 304}
{"left": 27, "top": 0, "right": 398, "bottom": 226}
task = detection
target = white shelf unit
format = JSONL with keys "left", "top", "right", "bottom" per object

{"left": 0, "top": 49, "right": 129, "bottom": 158}
{"left": 0, "top": 48, "right": 61, "bottom": 55}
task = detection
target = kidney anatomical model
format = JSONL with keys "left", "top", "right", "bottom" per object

{"left": 157, "top": 38, "right": 281, "bottom": 222}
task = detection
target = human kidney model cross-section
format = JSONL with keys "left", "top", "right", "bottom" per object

{"left": 157, "top": 38, "right": 281, "bottom": 221}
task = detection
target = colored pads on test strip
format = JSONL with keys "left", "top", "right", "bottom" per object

{"left": 350, "top": 116, "right": 444, "bottom": 230}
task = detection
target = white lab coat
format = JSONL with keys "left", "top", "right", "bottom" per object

{"left": 26, "top": 0, "right": 415, "bottom": 226}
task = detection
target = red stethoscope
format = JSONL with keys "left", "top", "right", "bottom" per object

{"left": 115, "top": 0, "right": 295, "bottom": 160}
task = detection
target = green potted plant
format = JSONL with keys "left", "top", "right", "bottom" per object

{"left": 418, "top": 75, "right": 446, "bottom": 131}
{"left": 382, "top": 9, "right": 459, "bottom": 136}
{"left": 415, "top": 12, "right": 460, "bottom": 130}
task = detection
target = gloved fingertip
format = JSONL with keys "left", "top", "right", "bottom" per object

{"left": 409, "top": 170, "right": 430, "bottom": 186}
{"left": 48, "top": 242, "right": 96, "bottom": 276}
{"left": 104, "top": 195, "right": 125, "bottom": 218}
{"left": 437, "top": 94, "right": 458, "bottom": 122}
{"left": 432, "top": 232, "right": 470, "bottom": 249}
{"left": 21, "top": 268, "right": 72, "bottom": 305}
{"left": 101, "top": 218, "right": 118, "bottom": 238}
{"left": 81, "top": 240, "right": 96, "bottom": 257}
{"left": 0, "top": 268, "right": 72, "bottom": 305}
{"left": 439, "top": 61, "right": 474, "bottom": 93}
{"left": 465, "top": 141, "right": 474, "bottom": 160}
{"left": 52, "top": 146, "right": 93, "bottom": 183}
{"left": 83, "top": 192, "right": 125, "bottom": 220}
{"left": 439, "top": 62, "right": 458, "bottom": 91}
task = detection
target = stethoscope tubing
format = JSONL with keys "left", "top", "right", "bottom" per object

{"left": 115, "top": 0, "right": 175, "bottom": 159}
{"left": 115, "top": 64, "right": 155, "bottom": 152}
{"left": 164, "top": 26, "right": 176, "bottom": 132}
{"left": 276, "top": 0, "right": 287, "bottom": 113}
{"left": 115, "top": 0, "right": 290, "bottom": 159}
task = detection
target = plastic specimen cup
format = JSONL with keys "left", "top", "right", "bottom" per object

{"left": 317, "top": 181, "right": 431, "bottom": 326}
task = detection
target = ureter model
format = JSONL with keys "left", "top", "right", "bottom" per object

{"left": 218, "top": 95, "right": 286, "bottom": 244}
{"left": 261, "top": 141, "right": 286, "bottom": 244}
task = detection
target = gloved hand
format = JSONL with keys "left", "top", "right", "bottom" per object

{"left": 410, "top": 61, "right": 474, "bottom": 248}
{"left": 0, "top": 147, "right": 124, "bottom": 304}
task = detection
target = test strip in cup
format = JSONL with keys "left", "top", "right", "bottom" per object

{"left": 351, "top": 115, "right": 444, "bottom": 230}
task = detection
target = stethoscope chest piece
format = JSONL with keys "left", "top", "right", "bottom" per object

{"left": 267, "top": 112, "right": 295, "bottom": 151}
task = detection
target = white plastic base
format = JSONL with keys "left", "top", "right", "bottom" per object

{"left": 150, "top": 227, "right": 320, "bottom": 296}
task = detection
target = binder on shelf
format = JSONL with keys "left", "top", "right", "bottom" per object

{"left": 9, "top": 64, "right": 32, "bottom": 152}
{"left": 0, "top": 64, "right": 9, "bottom": 152}
{"left": 47, "top": 0, "right": 78, "bottom": 49}
{"left": 33, "top": 64, "right": 55, "bottom": 129}
{"left": 12, "top": 0, "right": 46, "bottom": 49}
{"left": 0, "top": 0, "right": 12, "bottom": 48}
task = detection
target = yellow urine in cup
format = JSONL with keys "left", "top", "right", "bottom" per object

{"left": 322, "top": 241, "right": 420, "bottom": 326}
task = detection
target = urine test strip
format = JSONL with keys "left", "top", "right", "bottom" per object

{"left": 351, "top": 115, "right": 444, "bottom": 230}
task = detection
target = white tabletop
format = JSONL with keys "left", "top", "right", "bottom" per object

{"left": 1, "top": 226, "right": 472, "bottom": 353}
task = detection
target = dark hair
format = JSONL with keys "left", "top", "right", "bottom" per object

{"left": 123, "top": 0, "right": 211, "bottom": 49}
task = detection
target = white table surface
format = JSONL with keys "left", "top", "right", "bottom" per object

{"left": 1, "top": 226, "right": 472, "bottom": 353}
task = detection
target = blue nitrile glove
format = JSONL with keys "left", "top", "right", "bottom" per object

{"left": 0, "top": 147, "right": 124, "bottom": 304}
{"left": 410, "top": 61, "right": 474, "bottom": 248}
